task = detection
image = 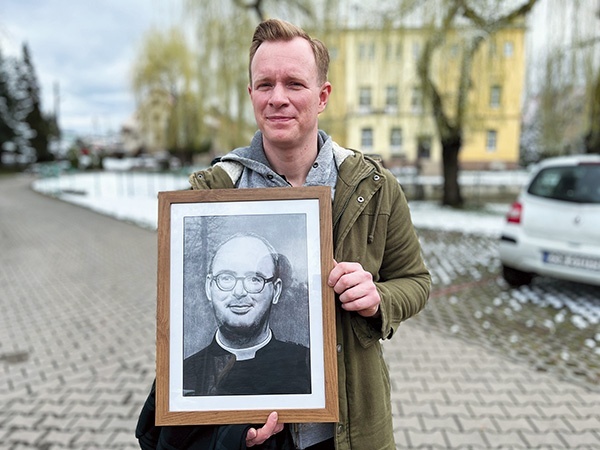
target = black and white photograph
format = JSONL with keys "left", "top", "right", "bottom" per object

{"left": 155, "top": 187, "right": 338, "bottom": 425}
{"left": 182, "top": 215, "right": 311, "bottom": 397}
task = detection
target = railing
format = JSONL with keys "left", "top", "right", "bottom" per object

{"left": 32, "top": 162, "right": 530, "bottom": 203}
{"left": 32, "top": 166, "right": 193, "bottom": 199}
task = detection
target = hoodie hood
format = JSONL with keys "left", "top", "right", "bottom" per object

{"left": 220, "top": 130, "right": 339, "bottom": 192}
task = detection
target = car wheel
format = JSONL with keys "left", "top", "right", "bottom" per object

{"left": 502, "top": 265, "right": 534, "bottom": 286}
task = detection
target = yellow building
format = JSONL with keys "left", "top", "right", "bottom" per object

{"left": 318, "top": 24, "right": 526, "bottom": 173}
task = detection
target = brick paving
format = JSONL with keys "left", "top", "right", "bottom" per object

{"left": 415, "top": 229, "right": 600, "bottom": 391}
{"left": 1, "top": 174, "right": 599, "bottom": 449}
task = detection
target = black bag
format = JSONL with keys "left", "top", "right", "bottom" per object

{"left": 135, "top": 381, "right": 295, "bottom": 450}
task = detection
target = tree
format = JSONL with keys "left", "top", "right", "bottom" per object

{"left": 187, "top": 3, "right": 256, "bottom": 154}
{"left": 182, "top": 0, "right": 316, "bottom": 155}
{"left": 0, "top": 48, "right": 35, "bottom": 166}
{"left": 132, "top": 27, "right": 205, "bottom": 162}
{"left": 585, "top": 70, "right": 600, "bottom": 154}
{"left": 20, "top": 44, "right": 53, "bottom": 162}
{"left": 1, "top": 44, "right": 57, "bottom": 167}
{"left": 583, "top": 4, "right": 600, "bottom": 154}
{"left": 522, "top": 1, "right": 599, "bottom": 159}
{"left": 408, "top": 0, "right": 539, "bottom": 207}
{"left": 0, "top": 50, "right": 15, "bottom": 159}
{"left": 230, "top": 0, "right": 314, "bottom": 21}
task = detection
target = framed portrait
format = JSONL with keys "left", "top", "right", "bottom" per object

{"left": 155, "top": 186, "right": 338, "bottom": 426}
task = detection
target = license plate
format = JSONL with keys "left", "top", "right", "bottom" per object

{"left": 542, "top": 251, "right": 600, "bottom": 272}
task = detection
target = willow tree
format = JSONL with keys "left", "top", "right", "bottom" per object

{"left": 583, "top": 1, "right": 600, "bottom": 154}
{"left": 132, "top": 27, "right": 205, "bottom": 161}
{"left": 522, "top": 0, "right": 600, "bottom": 159}
{"left": 183, "top": 0, "right": 317, "bottom": 155}
{"left": 587, "top": 70, "right": 600, "bottom": 154}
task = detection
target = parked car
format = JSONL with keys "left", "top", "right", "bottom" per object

{"left": 498, "top": 154, "right": 600, "bottom": 287}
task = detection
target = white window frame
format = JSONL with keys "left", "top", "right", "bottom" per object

{"left": 359, "top": 42, "right": 375, "bottom": 60}
{"left": 490, "top": 85, "right": 501, "bottom": 108}
{"left": 385, "top": 86, "right": 399, "bottom": 111}
{"left": 390, "top": 127, "right": 403, "bottom": 154}
{"left": 361, "top": 127, "right": 374, "bottom": 150}
{"left": 486, "top": 130, "right": 498, "bottom": 152}
{"left": 411, "top": 86, "right": 423, "bottom": 113}
{"left": 359, "top": 86, "right": 372, "bottom": 113}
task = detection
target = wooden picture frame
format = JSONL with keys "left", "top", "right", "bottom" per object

{"left": 155, "top": 186, "right": 338, "bottom": 426}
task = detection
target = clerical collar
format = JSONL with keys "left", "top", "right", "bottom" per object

{"left": 215, "top": 329, "right": 273, "bottom": 361}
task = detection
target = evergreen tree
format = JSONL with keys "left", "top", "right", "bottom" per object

{"left": 0, "top": 50, "right": 15, "bottom": 155}
{"left": 20, "top": 44, "right": 53, "bottom": 162}
{"left": 0, "top": 48, "right": 34, "bottom": 165}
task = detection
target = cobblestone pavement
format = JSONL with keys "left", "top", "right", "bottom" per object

{"left": 1, "top": 174, "right": 599, "bottom": 449}
{"left": 415, "top": 229, "right": 600, "bottom": 391}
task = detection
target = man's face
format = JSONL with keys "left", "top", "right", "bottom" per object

{"left": 206, "top": 236, "right": 282, "bottom": 336}
{"left": 248, "top": 37, "right": 331, "bottom": 153}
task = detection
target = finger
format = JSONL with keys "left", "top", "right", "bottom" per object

{"left": 328, "top": 263, "right": 354, "bottom": 290}
{"left": 332, "top": 268, "right": 371, "bottom": 297}
{"left": 246, "top": 412, "right": 280, "bottom": 446}
{"left": 341, "top": 294, "right": 378, "bottom": 312}
{"left": 327, "top": 261, "right": 342, "bottom": 287}
{"left": 246, "top": 428, "right": 258, "bottom": 447}
{"left": 338, "top": 283, "right": 372, "bottom": 305}
{"left": 261, "top": 411, "right": 280, "bottom": 436}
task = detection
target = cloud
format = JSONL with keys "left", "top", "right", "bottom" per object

{"left": 0, "top": 0, "right": 182, "bottom": 135}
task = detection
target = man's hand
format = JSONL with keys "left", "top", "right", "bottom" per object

{"left": 328, "top": 261, "right": 381, "bottom": 317}
{"left": 246, "top": 412, "right": 284, "bottom": 447}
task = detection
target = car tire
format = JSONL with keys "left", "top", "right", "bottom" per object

{"left": 502, "top": 265, "right": 534, "bottom": 286}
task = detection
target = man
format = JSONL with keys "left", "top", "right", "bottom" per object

{"left": 137, "top": 18, "right": 431, "bottom": 450}
{"left": 183, "top": 233, "right": 310, "bottom": 396}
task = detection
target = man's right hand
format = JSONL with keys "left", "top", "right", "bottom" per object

{"left": 246, "top": 411, "right": 284, "bottom": 447}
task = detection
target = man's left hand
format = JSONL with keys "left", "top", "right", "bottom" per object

{"left": 328, "top": 261, "right": 380, "bottom": 317}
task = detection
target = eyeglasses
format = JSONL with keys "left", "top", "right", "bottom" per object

{"left": 212, "top": 272, "right": 276, "bottom": 294}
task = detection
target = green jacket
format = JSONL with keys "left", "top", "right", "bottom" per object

{"left": 188, "top": 145, "right": 431, "bottom": 450}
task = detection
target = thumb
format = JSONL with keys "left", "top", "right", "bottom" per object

{"left": 265, "top": 411, "right": 279, "bottom": 428}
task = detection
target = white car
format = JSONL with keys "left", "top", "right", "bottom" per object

{"left": 498, "top": 154, "right": 600, "bottom": 286}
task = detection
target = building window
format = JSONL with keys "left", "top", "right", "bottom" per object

{"left": 359, "top": 42, "right": 375, "bottom": 60}
{"left": 411, "top": 86, "right": 423, "bottom": 113}
{"left": 361, "top": 128, "right": 374, "bottom": 149}
{"left": 490, "top": 85, "right": 501, "bottom": 108}
{"left": 503, "top": 41, "right": 514, "bottom": 57}
{"left": 390, "top": 128, "right": 403, "bottom": 154}
{"left": 417, "top": 136, "right": 432, "bottom": 160}
{"left": 412, "top": 42, "right": 421, "bottom": 61}
{"left": 385, "top": 43, "right": 393, "bottom": 60}
{"left": 359, "top": 87, "right": 372, "bottom": 111}
{"left": 486, "top": 130, "right": 497, "bottom": 152}
{"left": 358, "top": 43, "right": 365, "bottom": 59}
{"left": 385, "top": 86, "right": 398, "bottom": 110}
{"left": 386, "top": 43, "right": 402, "bottom": 61}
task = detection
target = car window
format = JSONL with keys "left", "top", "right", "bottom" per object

{"left": 527, "top": 164, "right": 600, "bottom": 204}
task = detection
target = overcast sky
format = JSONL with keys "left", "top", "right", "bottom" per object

{"left": 0, "top": 0, "right": 183, "bottom": 136}
{"left": 0, "top": 1, "right": 595, "bottom": 138}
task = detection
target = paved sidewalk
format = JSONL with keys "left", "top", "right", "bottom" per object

{"left": 1, "top": 174, "right": 599, "bottom": 449}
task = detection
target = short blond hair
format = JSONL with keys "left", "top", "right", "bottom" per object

{"left": 249, "top": 18, "right": 330, "bottom": 85}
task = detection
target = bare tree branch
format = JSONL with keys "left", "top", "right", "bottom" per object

{"left": 460, "top": 0, "right": 539, "bottom": 31}
{"left": 233, "top": 0, "right": 265, "bottom": 21}
{"left": 417, "top": 2, "right": 461, "bottom": 138}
